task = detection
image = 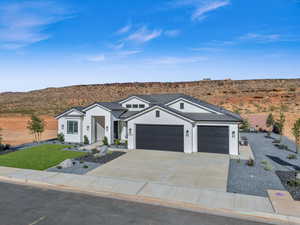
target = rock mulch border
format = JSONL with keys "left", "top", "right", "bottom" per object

{"left": 276, "top": 171, "right": 300, "bottom": 201}
{"left": 75, "top": 151, "right": 126, "bottom": 164}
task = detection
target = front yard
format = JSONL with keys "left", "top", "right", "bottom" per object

{"left": 227, "top": 132, "right": 300, "bottom": 200}
{"left": 0, "top": 144, "right": 86, "bottom": 170}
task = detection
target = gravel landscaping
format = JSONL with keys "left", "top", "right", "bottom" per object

{"left": 46, "top": 160, "right": 100, "bottom": 175}
{"left": 227, "top": 132, "right": 300, "bottom": 197}
{"left": 75, "top": 151, "right": 126, "bottom": 164}
{"left": 276, "top": 171, "right": 300, "bottom": 200}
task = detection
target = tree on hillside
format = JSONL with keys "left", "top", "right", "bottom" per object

{"left": 276, "top": 111, "right": 286, "bottom": 143}
{"left": 292, "top": 119, "right": 300, "bottom": 154}
{"left": 240, "top": 119, "right": 250, "bottom": 131}
{"left": 0, "top": 127, "right": 2, "bottom": 145}
{"left": 266, "top": 113, "right": 274, "bottom": 137}
{"left": 27, "top": 115, "right": 45, "bottom": 142}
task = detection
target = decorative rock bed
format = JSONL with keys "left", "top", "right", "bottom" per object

{"left": 75, "top": 151, "right": 126, "bottom": 164}
{"left": 276, "top": 171, "right": 300, "bottom": 201}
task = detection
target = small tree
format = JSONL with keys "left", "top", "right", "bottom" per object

{"left": 266, "top": 113, "right": 274, "bottom": 136}
{"left": 292, "top": 119, "right": 300, "bottom": 154}
{"left": 27, "top": 115, "right": 45, "bottom": 142}
{"left": 240, "top": 119, "right": 250, "bottom": 131}
{"left": 57, "top": 133, "right": 65, "bottom": 143}
{"left": 277, "top": 111, "right": 285, "bottom": 143}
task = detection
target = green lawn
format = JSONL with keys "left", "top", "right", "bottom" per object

{"left": 0, "top": 144, "right": 86, "bottom": 170}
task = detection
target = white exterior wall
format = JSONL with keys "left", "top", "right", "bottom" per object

{"left": 82, "top": 106, "right": 113, "bottom": 145}
{"left": 194, "top": 122, "right": 239, "bottom": 155}
{"left": 168, "top": 100, "right": 213, "bottom": 113}
{"left": 127, "top": 108, "right": 193, "bottom": 153}
{"left": 58, "top": 116, "right": 83, "bottom": 143}
{"left": 121, "top": 98, "right": 150, "bottom": 111}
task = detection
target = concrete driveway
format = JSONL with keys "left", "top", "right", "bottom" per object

{"left": 87, "top": 150, "right": 229, "bottom": 191}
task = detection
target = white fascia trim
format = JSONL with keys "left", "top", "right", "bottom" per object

{"left": 55, "top": 109, "right": 84, "bottom": 119}
{"left": 165, "top": 97, "right": 221, "bottom": 114}
{"left": 119, "top": 96, "right": 151, "bottom": 104}
{"left": 124, "top": 105, "right": 194, "bottom": 123}
{"left": 82, "top": 103, "right": 112, "bottom": 113}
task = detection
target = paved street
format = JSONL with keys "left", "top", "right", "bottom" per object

{"left": 0, "top": 182, "right": 275, "bottom": 225}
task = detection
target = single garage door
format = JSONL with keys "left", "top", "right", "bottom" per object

{"left": 198, "top": 126, "right": 229, "bottom": 154}
{"left": 136, "top": 124, "right": 184, "bottom": 152}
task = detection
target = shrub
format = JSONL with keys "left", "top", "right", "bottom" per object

{"left": 246, "top": 158, "right": 255, "bottom": 166}
{"left": 91, "top": 148, "right": 99, "bottom": 154}
{"left": 261, "top": 160, "right": 268, "bottom": 165}
{"left": 0, "top": 144, "right": 10, "bottom": 151}
{"left": 84, "top": 135, "right": 89, "bottom": 145}
{"left": 125, "top": 140, "right": 128, "bottom": 146}
{"left": 80, "top": 160, "right": 84, "bottom": 164}
{"left": 114, "top": 139, "right": 121, "bottom": 145}
{"left": 56, "top": 166, "right": 62, "bottom": 169}
{"left": 264, "top": 164, "right": 273, "bottom": 171}
{"left": 83, "top": 165, "right": 89, "bottom": 169}
{"left": 287, "top": 179, "right": 300, "bottom": 187}
{"left": 57, "top": 133, "right": 65, "bottom": 143}
{"left": 287, "top": 154, "right": 297, "bottom": 160}
{"left": 102, "top": 136, "right": 108, "bottom": 146}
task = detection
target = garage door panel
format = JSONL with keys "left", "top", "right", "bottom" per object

{"left": 136, "top": 124, "right": 184, "bottom": 152}
{"left": 198, "top": 126, "right": 229, "bottom": 154}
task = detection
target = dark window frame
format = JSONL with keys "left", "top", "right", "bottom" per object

{"left": 180, "top": 102, "right": 184, "bottom": 109}
{"left": 139, "top": 104, "right": 145, "bottom": 108}
{"left": 126, "top": 104, "right": 132, "bottom": 108}
{"left": 67, "top": 120, "right": 78, "bottom": 134}
{"left": 156, "top": 110, "right": 160, "bottom": 118}
{"left": 133, "top": 104, "right": 138, "bottom": 108}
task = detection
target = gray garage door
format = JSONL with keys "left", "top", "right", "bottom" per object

{"left": 197, "top": 126, "right": 229, "bottom": 154}
{"left": 136, "top": 124, "right": 184, "bottom": 152}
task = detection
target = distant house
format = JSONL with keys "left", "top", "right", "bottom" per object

{"left": 56, "top": 94, "right": 242, "bottom": 155}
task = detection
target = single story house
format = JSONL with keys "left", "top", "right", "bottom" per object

{"left": 56, "top": 94, "right": 242, "bottom": 155}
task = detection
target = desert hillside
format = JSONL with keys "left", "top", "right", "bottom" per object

{"left": 0, "top": 79, "right": 299, "bottom": 115}
{"left": 0, "top": 79, "right": 299, "bottom": 145}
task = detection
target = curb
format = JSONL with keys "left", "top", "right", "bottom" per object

{"left": 0, "top": 175, "right": 299, "bottom": 225}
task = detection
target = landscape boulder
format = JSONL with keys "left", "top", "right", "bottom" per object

{"left": 59, "top": 159, "right": 74, "bottom": 168}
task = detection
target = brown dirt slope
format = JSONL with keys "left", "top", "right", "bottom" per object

{"left": 0, "top": 79, "right": 299, "bottom": 145}
{"left": 0, "top": 79, "right": 299, "bottom": 116}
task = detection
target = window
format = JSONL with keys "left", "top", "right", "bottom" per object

{"left": 67, "top": 121, "right": 78, "bottom": 134}
{"left": 180, "top": 103, "right": 184, "bottom": 109}
{"left": 126, "top": 104, "right": 132, "bottom": 108}
{"left": 156, "top": 110, "right": 160, "bottom": 118}
{"left": 133, "top": 104, "right": 138, "bottom": 108}
{"left": 139, "top": 104, "right": 145, "bottom": 108}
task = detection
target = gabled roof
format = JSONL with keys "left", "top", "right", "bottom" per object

{"left": 82, "top": 102, "right": 126, "bottom": 112}
{"left": 120, "top": 93, "right": 242, "bottom": 121}
{"left": 55, "top": 107, "right": 85, "bottom": 119}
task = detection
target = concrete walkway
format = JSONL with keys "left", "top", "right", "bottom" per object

{"left": 0, "top": 166, "right": 299, "bottom": 225}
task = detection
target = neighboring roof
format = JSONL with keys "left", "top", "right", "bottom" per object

{"left": 119, "top": 111, "right": 140, "bottom": 119}
{"left": 96, "top": 102, "right": 126, "bottom": 110}
{"left": 111, "top": 110, "right": 127, "bottom": 118}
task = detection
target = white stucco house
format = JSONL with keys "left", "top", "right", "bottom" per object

{"left": 56, "top": 94, "right": 242, "bottom": 155}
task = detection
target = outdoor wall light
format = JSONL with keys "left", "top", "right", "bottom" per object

{"left": 186, "top": 130, "right": 189, "bottom": 137}
{"left": 106, "top": 126, "right": 109, "bottom": 131}
{"left": 129, "top": 128, "right": 132, "bottom": 135}
{"left": 232, "top": 131, "right": 236, "bottom": 138}
{"left": 61, "top": 124, "right": 64, "bottom": 130}
{"left": 87, "top": 125, "right": 90, "bottom": 131}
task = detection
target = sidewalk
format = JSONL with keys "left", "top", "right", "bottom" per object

{"left": 0, "top": 166, "right": 299, "bottom": 225}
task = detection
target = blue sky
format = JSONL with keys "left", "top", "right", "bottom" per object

{"left": 0, "top": 0, "right": 300, "bottom": 92}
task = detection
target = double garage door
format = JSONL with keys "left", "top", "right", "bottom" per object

{"left": 135, "top": 124, "right": 229, "bottom": 154}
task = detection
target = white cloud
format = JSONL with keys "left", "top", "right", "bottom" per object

{"left": 239, "top": 33, "right": 281, "bottom": 43}
{"left": 0, "top": 1, "right": 73, "bottom": 49}
{"left": 116, "top": 24, "right": 131, "bottom": 34}
{"left": 86, "top": 54, "right": 105, "bottom": 62}
{"left": 117, "top": 50, "right": 141, "bottom": 56}
{"left": 172, "top": 0, "right": 230, "bottom": 21}
{"left": 147, "top": 56, "right": 207, "bottom": 65}
{"left": 164, "top": 29, "right": 181, "bottom": 37}
{"left": 126, "top": 26, "right": 162, "bottom": 43}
